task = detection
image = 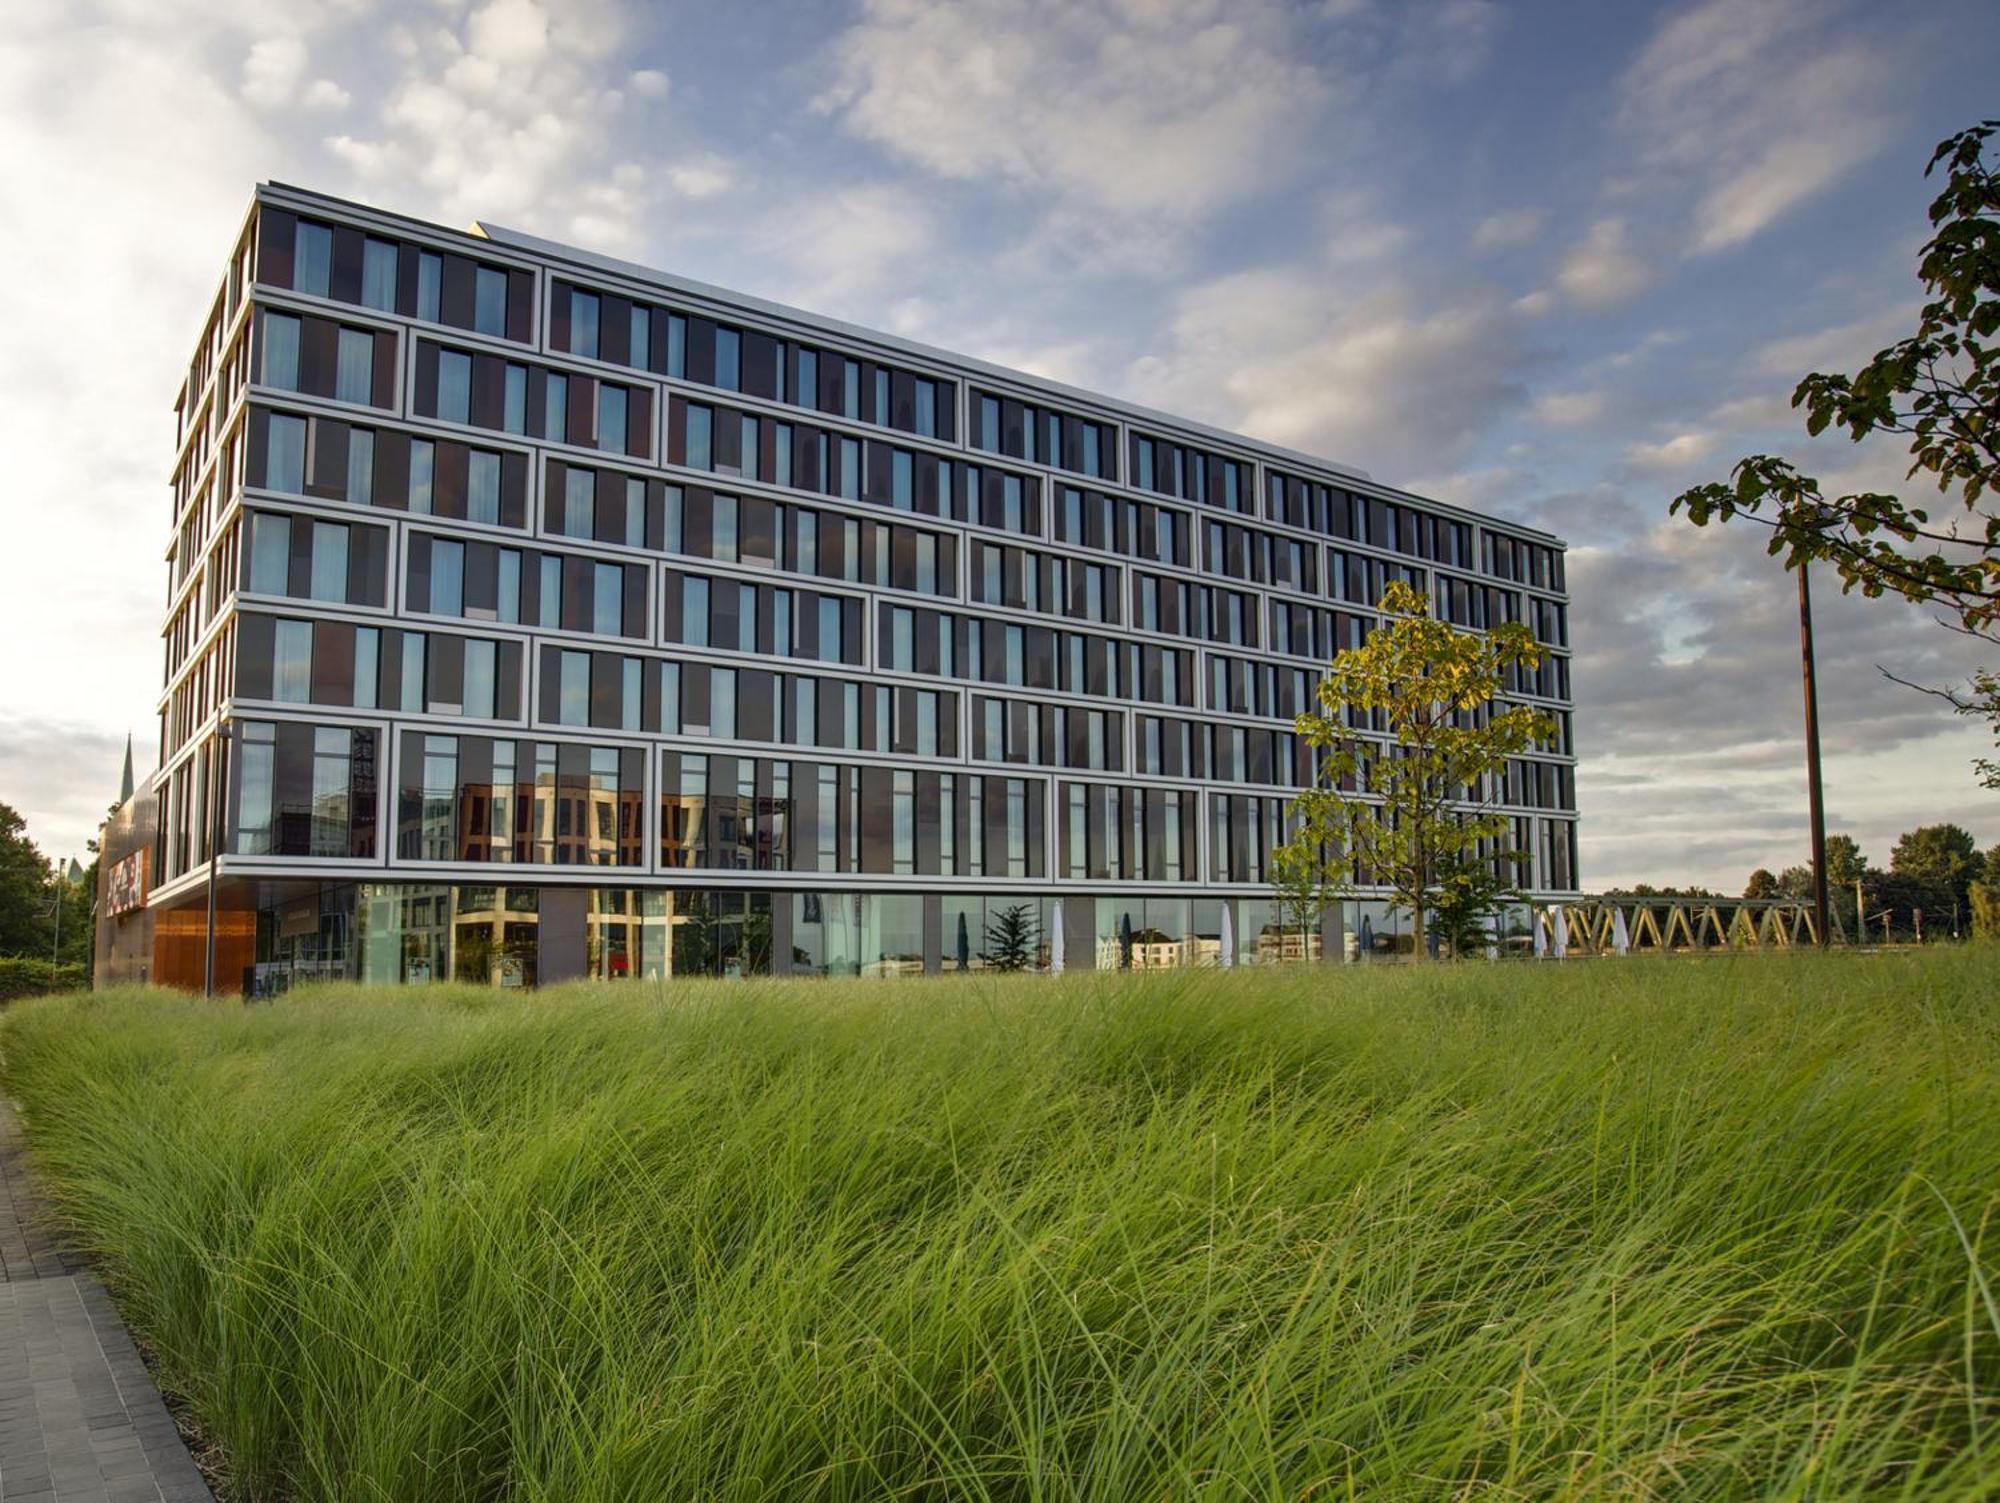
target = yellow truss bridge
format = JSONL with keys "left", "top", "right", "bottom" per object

{"left": 1531, "top": 897, "right": 1822, "bottom": 956}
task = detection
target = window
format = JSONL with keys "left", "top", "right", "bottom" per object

{"left": 498, "top": 550, "right": 521, "bottom": 624}
{"left": 348, "top": 429, "right": 374, "bottom": 505}
{"left": 593, "top": 563, "right": 622, "bottom": 635}
{"left": 840, "top": 438, "right": 860, "bottom": 500}
{"left": 294, "top": 222, "right": 332, "bottom": 297}
{"left": 712, "top": 494, "right": 738, "bottom": 562}
{"left": 629, "top": 304, "right": 650, "bottom": 368}
{"left": 248, "top": 514, "right": 288, "bottom": 593}
{"left": 273, "top": 619, "right": 312, "bottom": 702}
{"left": 354, "top": 627, "right": 379, "bottom": 708}
{"left": 504, "top": 365, "right": 527, "bottom": 434}
{"left": 624, "top": 479, "right": 645, "bottom": 547}
{"left": 668, "top": 315, "right": 687, "bottom": 378}
{"left": 400, "top": 634, "right": 425, "bottom": 712}
{"left": 598, "top": 385, "right": 626, "bottom": 454}
{"left": 683, "top": 576, "right": 709, "bottom": 646}
{"left": 310, "top": 728, "right": 353, "bottom": 857}
{"left": 468, "top": 451, "right": 500, "bottom": 525}
{"left": 474, "top": 266, "right": 508, "bottom": 337}
{"left": 410, "top": 440, "right": 435, "bottom": 513}
{"left": 571, "top": 290, "right": 600, "bottom": 358}
{"left": 539, "top": 555, "right": 561, "bottom": 623}
{"left": 545, "top": 373, "right": 567, "bottom": 444}
{"left": 564, "top": 468, "right": 594, "bottom": 538}
{"left": 336, "top": 329, "right": 373, "bottom": 405}
{"left": 262, "top": 313, "right": 301, "bottom": 390}
{"left": 893, "top": 450, "right": 913, "bottom": 509}
{"left": 361, "top": 238, "right": 397, "bottom": 311}
{"left": 843, "top": 360, "right": 860, "bottom": 418}
{"left": 431, "top": 538, "right": 464, "bottom": 616}
{"left": 559, "top": 650, "right": 589, "bottom": 725}
{"left": 265, "top": 414, "right": 306, "bottom": 493}
{"left": 686, "top": 404, "right": 712, "bottom": 470}
{"left": 237, "top": 722, "right": 275, "bottom": 854}
{"left": 437, "top": 349, "right": 471, "bottom": 423}
{"left": 915, "top": 380, "right": 937, "bottom": 438}
{"left": 416, "top": 252, "right": 442, "bottom": 322}
{"left": 622, "top": 657, "right": 642, "bottom": 733}
{"left": 309, "top": 522, "right": 348, "bottom": 603}
{"left": 716, "top": 327, "right": 740, "bottom": 390}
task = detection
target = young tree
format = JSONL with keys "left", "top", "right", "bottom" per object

{"left": 1670, "top": 120, "right": 2000, "bottom": 774}
{"left": 1268, "top": 837, "right": 1344, "bottom": 962}
{"left": 1743, "top": 868, "right": 1780, "bottom": 899}
{"left": 1282, "top": 581, "right": 1554, "bottom": 961}
{"left": 983, "top": 904, "right": 1036, "bottom": 972}
{"left": 1430, "top": 853, "right": 1523, "bottom": 960}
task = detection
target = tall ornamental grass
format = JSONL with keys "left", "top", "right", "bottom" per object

{"left": 2, "top": 950, "right": 1995, "bottom": 1500}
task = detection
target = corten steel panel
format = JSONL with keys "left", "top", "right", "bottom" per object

{"left": 152, "top": 899, "right": 257, "bottom": 995}
{"left": 331, "top": 225, "right": 365, "bottom": 303}
{"left": 412, "top": 339, "right": 438, "bottom": 415}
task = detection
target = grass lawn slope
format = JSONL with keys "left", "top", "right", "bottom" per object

{"left": 2, "top": 952, "right": 1996, "bottom": 1500}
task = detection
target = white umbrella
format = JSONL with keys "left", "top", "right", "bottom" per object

{"left": 1533, "top": 911, "right": 1549, "bottom": 959}
{"left": 1552, "top": 908, "right": 1568, "bottom": 960}
{"left": 1219, "top": 904, "right": 1235, "bottom": 968}
{"left": 1611, "top": 908, "right": 1631, "bottom": 957}
{"left": 1049, "top": 902, "right": 1065, "bottom": 974}
{"left": 1484, "top": 916, "right": 1500, "bottom": 961}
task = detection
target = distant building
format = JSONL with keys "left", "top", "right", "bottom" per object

{"left": 145, "top": 185, "right": 1576, "bottom": 990}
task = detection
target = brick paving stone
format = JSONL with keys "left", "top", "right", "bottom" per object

{"left": 0, "top": 1102, "right": 212, "bottom": 1502}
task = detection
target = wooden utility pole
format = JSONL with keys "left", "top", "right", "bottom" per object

{"left": 1797, "top": 562, "right": 1830, "bottom": 948}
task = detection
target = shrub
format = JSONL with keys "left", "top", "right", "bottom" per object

{"left": 0, "top": 955, "right": 85, "bottom": 1003}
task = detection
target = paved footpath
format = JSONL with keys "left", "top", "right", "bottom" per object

{"left": 0, "top": 1100, "right": 213, "bottom": 1503}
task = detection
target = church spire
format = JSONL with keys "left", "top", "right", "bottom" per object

{"left": 119, "top": 732, "right": 134, "bottom": 805}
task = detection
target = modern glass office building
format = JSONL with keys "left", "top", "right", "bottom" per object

{"left": 148, "top": 184, "right": 1575, "bottom": 990}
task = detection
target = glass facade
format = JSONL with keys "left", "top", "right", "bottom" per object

{"left": 156, "top": 188, "right": 1575, "bottom": 990}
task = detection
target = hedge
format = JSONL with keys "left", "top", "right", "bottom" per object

{"left": 0, "top": 957, "right": 87, "bottom": 1003}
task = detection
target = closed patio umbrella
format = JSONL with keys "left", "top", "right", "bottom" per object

{"left": 1118, "top": 912, "right": 1133, "bottom": 969}
{"left": 1612, "top": 908, "right": 1631, "bottom": 956}
{"left": 1533, "top": 912, "right": 1548, "bottom": 959}
{"left": 1552, "top": 909, "right": 1568, "bottom": 960}
{"left": 1219, "top": 903, "right": 1235, "bottom": 968}
{"left": 956, "top": 911, "right": 971, "bottom": 971}
{"left": 1050, "top": 902, "right": 1065, "bottom": 974}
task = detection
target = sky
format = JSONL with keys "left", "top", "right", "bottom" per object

{"left": 1, "top": 0, "right": 1995, "bottom": 889}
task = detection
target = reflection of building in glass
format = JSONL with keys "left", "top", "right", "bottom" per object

{"left": 133, "top": 185, "right": 1576, "bottom": 991}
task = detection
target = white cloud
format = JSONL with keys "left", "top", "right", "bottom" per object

{"left": 1471, "top": 207, "right": 1542, "bottom": 251}
{"left": 817, "top": 0, "right": 1329, "bottom": 228}
{"left": 754, "top": 182, "right": 943, "bottom": 309}
{"left": 1754, "top": 310, "right": 1908, "bottom": 378}
{"left": 1126, "top": 262, "right": 1535, "bottom": 477}
{"left": 1555, "top": 217, "right": 1650, "bottom": 310}
{"left": 1625, "top": 431, "right": 1712, "bottom": 471}
{"left": 1532, "top": 389, "right": 1607, "bottom": 427}
{"left": 302, "top": 78, "right": 351, "bottom": 111}
{"left": 1619, "top": 0, "right": 1898, "bottom": 253}
{"left": 242, "top": 35, "right": 306, "bottom": 109}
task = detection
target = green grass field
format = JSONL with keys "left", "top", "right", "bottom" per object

{"left": 2, "top": 952, "right": 1996, "bottom": 1500}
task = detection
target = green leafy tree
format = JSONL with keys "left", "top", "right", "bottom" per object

{"left": 1743, "top": 868, "right": 1779, "bottom": 899}
{"left": 1430, "top": 854, "right": 1522, "bottom": 960}
{"left": 983, "top": 904, "right": 1036, "bottom": 972}
{"left": 1826, "top": 834, "right": 1870, "bottom": 888}
{"left": 1268, "top": 837, "right": 1344, "bottom": 962}
{"left": 1973, "top": 842, "right": 2000, "bottom": 937}
{"left": 1283, "top": 581, "right": 1553, "bottom": 960}
{"left": 0, "top": 801, "right": 55, "bottom": 956}
{"left": 1890, "top": 823, "right": 1985, "bottom": 932}
{"left": 1670, "top": 120, "right": 2000, "bottom": 776}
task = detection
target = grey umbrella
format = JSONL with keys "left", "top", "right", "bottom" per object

{"left": 1118, "top": 911, "right": 1133, "bottom": 970}
{"left": 1360, "top": 914, "right": 1374, "bottom": 954}
{"left": 956, "top": 911, "right": 971, "bottom": 971}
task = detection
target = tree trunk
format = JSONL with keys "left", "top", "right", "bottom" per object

{"left": 1411, "top": 901, "right": 1426, "bottom": 963}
